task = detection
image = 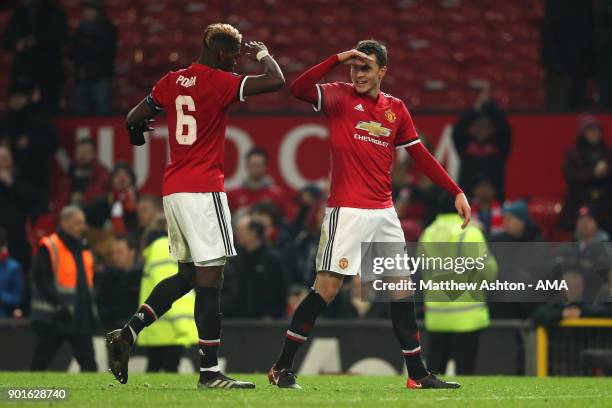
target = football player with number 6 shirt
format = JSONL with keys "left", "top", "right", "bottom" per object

{"left": 106, "top": 23, "right": 285, "bottom": 390}
{"left": 268, "top": 40, "right": 470, "bottom": 390}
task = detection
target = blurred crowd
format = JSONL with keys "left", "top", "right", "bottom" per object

{"left": 0, "top": 2, "right": 611, "bottom": 343}
{"left": 1, "top": 81, "right": 611, "bottom": 331}
{"left": 1, "top": 0, "right": 612, "bottom": 114}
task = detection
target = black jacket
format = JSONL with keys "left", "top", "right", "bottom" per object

{"left": 72, "top": 15, "right": 117, "bottom": 81}
{"left": 452, "top": 102, "right": 511, "bottom": 200}
{"left": 222, "top": 244, "right": 287, "bottom": 318}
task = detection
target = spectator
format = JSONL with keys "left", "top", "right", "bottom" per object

{"left": 72, "top": 0, "right": 117, "bottom": 115}
{"left": 1, "top": 0, "right": 69, "bottom": 112}
{"left": 0, "top": 227, "right": 24, "bottom": 318}
{"left": 0, "top": 77, "right": 59, "bottom": 196}
{"left": 491, "top": 200, "right": 543, "bottom": 243}
{"left": 55, "top": 138, "right": 110, "bottom": 209}
{"left": 554, "top": 206, "right": 611, "bottom": 301}
{"left": 133, "top": 194, "right": 163, "bottom": 244}
{"left": 558, "top": 115, "right": 612, "bottom": 233}
{"left": 0, "top": 145, "right": 42, "bottom": 271}
{"left": 287, "top": 185, "right": 323, "bottom": 238}
{"left": 293, "top": 200, "right": 325, "bottom": 286}
{"left": 108, "top": 162, "right": 139, "bottom": 236}
{"left": 30, "top": 206, "right": 98, "bottom": 372}
{"left": 532, "top": 272, "right": 612, "bottom": 326}
{"left": 95, "top": 236, "right": 142, "bottom": 326}
{"left": 452, "top": 82, "right": 511, "bottom": 201}
{"left": 251, "top": 201, "right": 297, "bottom": 284}
{"left": 470, "top": 175, "right": 504, "bottom": 237}
{"left": 85, "top": 162, "right": 138, "bottom": 235}
{"left": 222, "top": 215, "right": 287, "bottom": 318}
{"left": 541, "top": 0, "right": 595, "bottom": 111}
{"left": 595, "top": 0, "right": 612, "bottom": 110}
{"left": 136, "top": 215, "right": 197, "bottom": 373}
{"left": 419, "top": 193, "right": 498, "bottom": 375}
{"left": 331, "top": 276, "right": 389, "bottom": 319}
{"left": 489, "top": 200, "right": 550, "bottom": 323}
{"left": 227, "top": 147, "right": 287, "bottom": 216}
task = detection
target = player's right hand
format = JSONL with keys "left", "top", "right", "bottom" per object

{"left": 126, "top": 119, "right": 154, "bottom": 146}
{"left": 337, "top": 49, "right": 375, "bottom": 66}
{"left": 245, "top": 41, "right": 269, "bottom": 61}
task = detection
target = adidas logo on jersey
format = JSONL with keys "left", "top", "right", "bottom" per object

{"left": 354, "top": 104, "right": 364, "bottom": 111}
{"left": 176, "top": 75, "right": 197, "bottom": 88}
{"left": 136, "top": 312, "right": 145, "bottom": 321}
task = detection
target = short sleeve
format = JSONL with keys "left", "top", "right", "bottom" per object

{"left": 314, "top": 82, "right": 347, "bottom": 114}
{"left": 150, "top": 72, "right": 171, "bottom": 110}
{"left": 213, "top": 71, "right": 249, "bottom": 107}
{"left": 395, "top": 102, "right": 420, "bottom": 149}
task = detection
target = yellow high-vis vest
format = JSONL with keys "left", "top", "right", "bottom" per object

{"left": 136, "top": 236, "right": 198, "bottom": 347}
{"left": 419, "top": 214, "right": 498, "bottom": 332}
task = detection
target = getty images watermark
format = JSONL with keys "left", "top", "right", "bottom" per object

{"left": 359, "top": 242, "right": 612, "bottom": 303}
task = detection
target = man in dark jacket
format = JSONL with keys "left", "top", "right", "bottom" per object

{"left": 72, "top": 0, "right": 117, "bottom": 115}
{"left": 0, "top": 145, "right": 42, "bottom": 272}
{"left": 222, "top": 215, "right": 287, "bottom": 318}
{"left": 96, "top": 236, "right": 141, "bottom": 326}
{"left": 30, "top": 206, "right": 98, "bottom": 371}
{"left": 452, "top": 82, "right": 511, "bottom": 201}
{"left": 1, "top": 0, "right": 69, "bottom": 112}
{"left": 0, "top": 78, "right": 59, "bottom": 197}
{"left": 559, "top": 115, "right": 612, "bottom": 233}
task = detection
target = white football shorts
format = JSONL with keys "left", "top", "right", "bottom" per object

{"left": 163, "top": 192, "right": 236, "bottom": 266}
{"left": 315, "top": 206, "right": 405, "bottom": 276}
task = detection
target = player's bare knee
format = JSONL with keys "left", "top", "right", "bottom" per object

{"left": 314, "top": 271, "right": 344, "bottom": 303}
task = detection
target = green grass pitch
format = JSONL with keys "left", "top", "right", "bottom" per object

{"left": 1, "top": 373, "right": 612, "bottom": 407}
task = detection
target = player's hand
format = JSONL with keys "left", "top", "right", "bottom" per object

{"left": 337, "top": 49, "right": 375, "bottom": 66}
{"left": 455, "top": 192, "right": 471, "bottom": 229}
{"left": 126, "top": 119, "right": 154, "bottom": 146}
{"left": 245, "top": 41, "right": 269, "bottom": 62}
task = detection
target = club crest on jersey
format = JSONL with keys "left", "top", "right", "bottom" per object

{"left": 384, "top": 110, "right": 396, "bottom": 123}
{"left": 339, "top": 258, "right": 349, "bottom": 269}
{"left": 355, "top": 121, "right": 391, "bottom": 137}
{"left": 176, "top": 75, "right": 197, "bottom": 88}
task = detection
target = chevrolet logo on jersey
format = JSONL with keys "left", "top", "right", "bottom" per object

{"left": 355, "top": 121, "right": 391, "bottom": 137}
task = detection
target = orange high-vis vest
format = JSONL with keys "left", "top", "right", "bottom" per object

{"left": 40, "top": 233, "right": 94, "bottom": 291}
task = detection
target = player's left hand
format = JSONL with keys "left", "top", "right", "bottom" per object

{"left": 127, "top": 119, "right": 154, "bottom": 146}
{"left": 455, "top": 193, "right": 471, "bottom": 229}
{"left": 245, "top": 41, "right": 268, "bottom": 61}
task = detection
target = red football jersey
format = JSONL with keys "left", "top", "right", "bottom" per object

{"left": 314, "top": 82, "right": 419, "bottom": 209}
{"left": 149, "top": 63, "right": 247, "bottom": 196}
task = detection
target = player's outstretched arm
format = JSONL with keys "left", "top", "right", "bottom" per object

{"left": 241, "top": 41, "right": 285, "bottom": 97}
{"left": 405, "top": 142, "right": 471, "bottom": 229}
{"left": 289, "top": 50, "right": 373, "bottom": 104}
{"left": 125, "top": 98, "right": 158, "bottom": 146}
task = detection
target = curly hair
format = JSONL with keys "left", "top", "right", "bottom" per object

{"left": 203, "top": 23, "right": 242, "bottom": 50}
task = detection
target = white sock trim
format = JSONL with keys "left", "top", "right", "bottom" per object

{"left": 200, "top": 365, "right": 220, "bottom": 372}
{"left": 286, "top": 330, "right": 307, "bottom": 341}
{"left": 142, "top": 303, "right": 158, "bottom": 321}
{"left": 128, "top": 325, "right": 137, "bottom": 343}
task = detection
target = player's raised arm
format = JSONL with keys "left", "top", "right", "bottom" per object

{"left": 241, "top": 41, "right": 285, "bottom": 96}
{"left": 289, "top": 50, "right": 373, "bottom": 104}
{"left": 125, "top": 98, "right": 158, "bottom": 146}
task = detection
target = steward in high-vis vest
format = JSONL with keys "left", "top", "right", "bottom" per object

{"left": 137, "top": 221, "right": 197, "bottom": 372}
{"left": 418, "top": 194, "right": 497, "bottom": 375}
{"left": 30, "top": 206, "right": 98, "bottom": 372}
